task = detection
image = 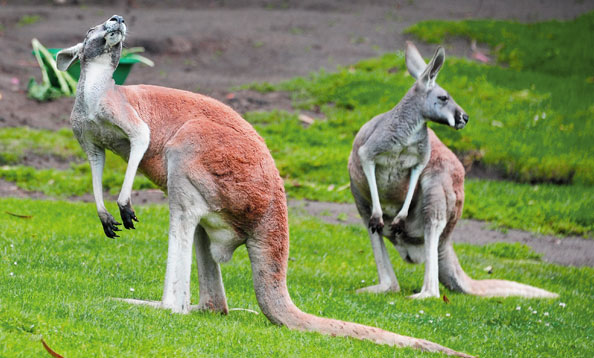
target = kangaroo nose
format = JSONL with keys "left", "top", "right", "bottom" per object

{"left": 109, "top": 15, "right": 124, "bottom": 24}
{"left": 462, "top": 114, "right": 469, "bottom": 123}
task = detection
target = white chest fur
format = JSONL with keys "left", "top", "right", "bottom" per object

{"left": 82, "top": 57, "right": 113, "bottom": 116}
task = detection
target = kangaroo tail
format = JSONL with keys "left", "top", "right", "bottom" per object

{"left": 438, "top": 243, "right": 558, "bottom": 298}
{"left": 245, "top": 227, "right": 474, "bottom": 357}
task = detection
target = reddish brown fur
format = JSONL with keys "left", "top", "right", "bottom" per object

{"left": 425, "top": 129, "right": 465, "bottom": 226}
{"left": 115, "top": 85, "right": 279, "bottom": 235}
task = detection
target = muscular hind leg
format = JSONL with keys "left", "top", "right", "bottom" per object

{"left": 409, "top": 177, "right": 448, "bottom": 299}
{"left": 115, "top": 174, "right": 207, "bottom": 313}
{"left": 408, "top": 218, "right": 444, "bottom": 299}
{"left": 191, "top": 226, "right": 228, "bottom": 314}
{"left": 357, "top": 228, "right": 400, "bottom": 294}
{"left": 161, "top": 178, "right": 207, "bottom": 313}
{"left": 352, "top": 185, "right": 399, "bottom": 293}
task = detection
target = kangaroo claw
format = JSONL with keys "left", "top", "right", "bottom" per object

{"left": 118, "top": 202, "right": 139, "bottom": 230}
{"left": 391, "top": 216, "right": 406, "bottom": 235}
{"left": 368, "top": 215, "right": 384, "bottom": 234}
{"left": 100, "top": 213, "right": 122, "bottom": 239}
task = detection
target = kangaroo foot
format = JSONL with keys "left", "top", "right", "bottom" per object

{"left": 357, "top": 283, "right": 400, "bottom": 294}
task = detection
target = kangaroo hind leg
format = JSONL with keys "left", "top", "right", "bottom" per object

{"left": 352, "top": 187, "right": 399, "bottom": 294}
{"left": 409, "top": 178, "right": 447, "bottom": 299}
{"left": 115, "top": 174, "right": 207, "bottom": 313}
{"left": 191, "top": 225, "right": 229, "bottom": 314}
{"left": 160, "top": 152, "right": 211, "bottom": 313}
{"left": 357, "top": 227, "right": 400, "bottom": 294}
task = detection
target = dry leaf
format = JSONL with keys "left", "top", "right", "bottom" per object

{"left": 6, "top": 211, "right": 33, "bottom": 219}
{"left": 298, "top": 114, "right": 315, "bottom": 126}
{"left": 443, "top": 294, "right": 450, "bottom": 304}
{"left": 41, "top": 339, "right": 64, "bottom": 358}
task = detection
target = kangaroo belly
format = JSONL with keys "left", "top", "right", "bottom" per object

{"left": 200, "top": 212, "right": 245, "bottom": 263}
{"left": 375, "top": 165, "right": 410, "bottom": 215}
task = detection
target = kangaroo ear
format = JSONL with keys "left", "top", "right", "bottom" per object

{"left": 419, "top": 46, "right": 445, "bottom": 89}
{"left": 405, "top": 41, "right": 427, "bottom": 79}
{"left": 56, "top": 43, "right": 83, "bottom": 71}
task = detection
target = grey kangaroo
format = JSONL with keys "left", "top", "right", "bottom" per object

{"left": 349, "top": 42, "right": 558, "bottom": 299}
{"left": 56, "top": 17, "right": 474, "bottom": 357}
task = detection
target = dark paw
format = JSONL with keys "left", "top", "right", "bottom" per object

{"left": 368, "top": 216, "right": 384, "bottom": 234}
{"left": 391, "top": 216, "right": 406, "bottom": 235}
{"left": 100, "top": 213, "right": 122, "bottom": 239}
{"left": 118, "top": 202, "right": 139, "bottom": 230}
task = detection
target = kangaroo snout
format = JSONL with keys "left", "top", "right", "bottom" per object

{"left": 109, "top": 15, "right": 125, "bottom": 24}
{"left": 455, "top": 109, "right": 469, "bottom": 130}
{"left": 104, "top": 15, "right": 126, "bottom": 47}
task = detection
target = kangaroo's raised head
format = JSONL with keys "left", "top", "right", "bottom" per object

{"left": 56, "top": 15, "right": 126, "bottom": 72}
{"left": 406, "top": 41, "right": 468, "bottom": 130}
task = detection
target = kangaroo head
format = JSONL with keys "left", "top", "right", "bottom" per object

{"left": 56, "top": 15, "right": 127, "bottom": 72}
{"left": 405, "top": 42, "right": 469, "bottom": 130}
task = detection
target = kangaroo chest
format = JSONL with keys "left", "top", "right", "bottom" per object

{"left": 73, "top": 116, "right": 131, "bottom": 160}
{"left": 373, "top": 134, "right": 429, "bottom": 217}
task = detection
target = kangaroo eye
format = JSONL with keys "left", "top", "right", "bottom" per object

{"left": 438, "top": 95, "right": 448, "bottom": 102}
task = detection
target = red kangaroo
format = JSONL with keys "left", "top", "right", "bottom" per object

{"left": 57, "top": 16, "right": 474, "bottom": 357}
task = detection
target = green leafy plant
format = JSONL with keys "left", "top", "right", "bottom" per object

{"left": 27, "top": 40, "right": 154, "bottom": 102}
{"left": 27, "top": 38, "right": 77, "bottom": 101}
{"left": 121, "top": 47, "right": 155, "bottom": 67}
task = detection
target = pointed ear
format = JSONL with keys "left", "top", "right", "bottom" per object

{"left": 405, "top": 41, "right": 426, "bottom": 79}
{"left": 56, "top": 43, "right": 83, "bottom": 71}
{"left": 418, "top": 46, "right": 445, "bottom": 89}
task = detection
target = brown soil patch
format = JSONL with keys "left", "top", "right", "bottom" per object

{"left": 289, "top": 199, "right": 594, "bottom": 268}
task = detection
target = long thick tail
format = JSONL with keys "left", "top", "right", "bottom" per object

{"left": 438, "top": 243, "right": 558, "bottom": 298}
{"left": 245, "top": 233, "right": 474, "bottom": 357}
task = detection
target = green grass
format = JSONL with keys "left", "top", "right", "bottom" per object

{"left": 464, "top": 180, "right": 594, "bottom": 236}
{"left": 0, "top": 127, "right": 157, "bottom": 195}
{"left": 1, "top": 198, "right": 592, "bottom": 357}
{"left": 405, "top": 11, "right": 594, "bottom": 78}
{"left": 0, "top": 161, "right": 156, "bottom": 197}
{"left": 0, "top": 127, "right": 83, "bottom": 165}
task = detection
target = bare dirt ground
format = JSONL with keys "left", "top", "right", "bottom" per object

{"left": 289, "top": 200, "right": 594, "bottom": 268}
{"left": 1, "top": 0, "right": 593, "bottom": 266}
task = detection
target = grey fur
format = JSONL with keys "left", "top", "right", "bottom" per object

{"left": 349, "top": 43, "right": 557, "bottom": 299}
{"left": 348, "top": 43, "right": 468, "bottom": 298}
{"left": 58, "top": 16, "right": 146, "bottom": 237}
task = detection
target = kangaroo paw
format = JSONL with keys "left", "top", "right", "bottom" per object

{"left": 390, "top": 216, "right": 406, "bottom": 235}
{"left": 368, "top": 215, "right": 384, "bottom": 234}
{"left": 118, "top": 202, "right": 139, "bottom": 230}
{"left": 99, "top": 212, "right": 121, "bottom": 238}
